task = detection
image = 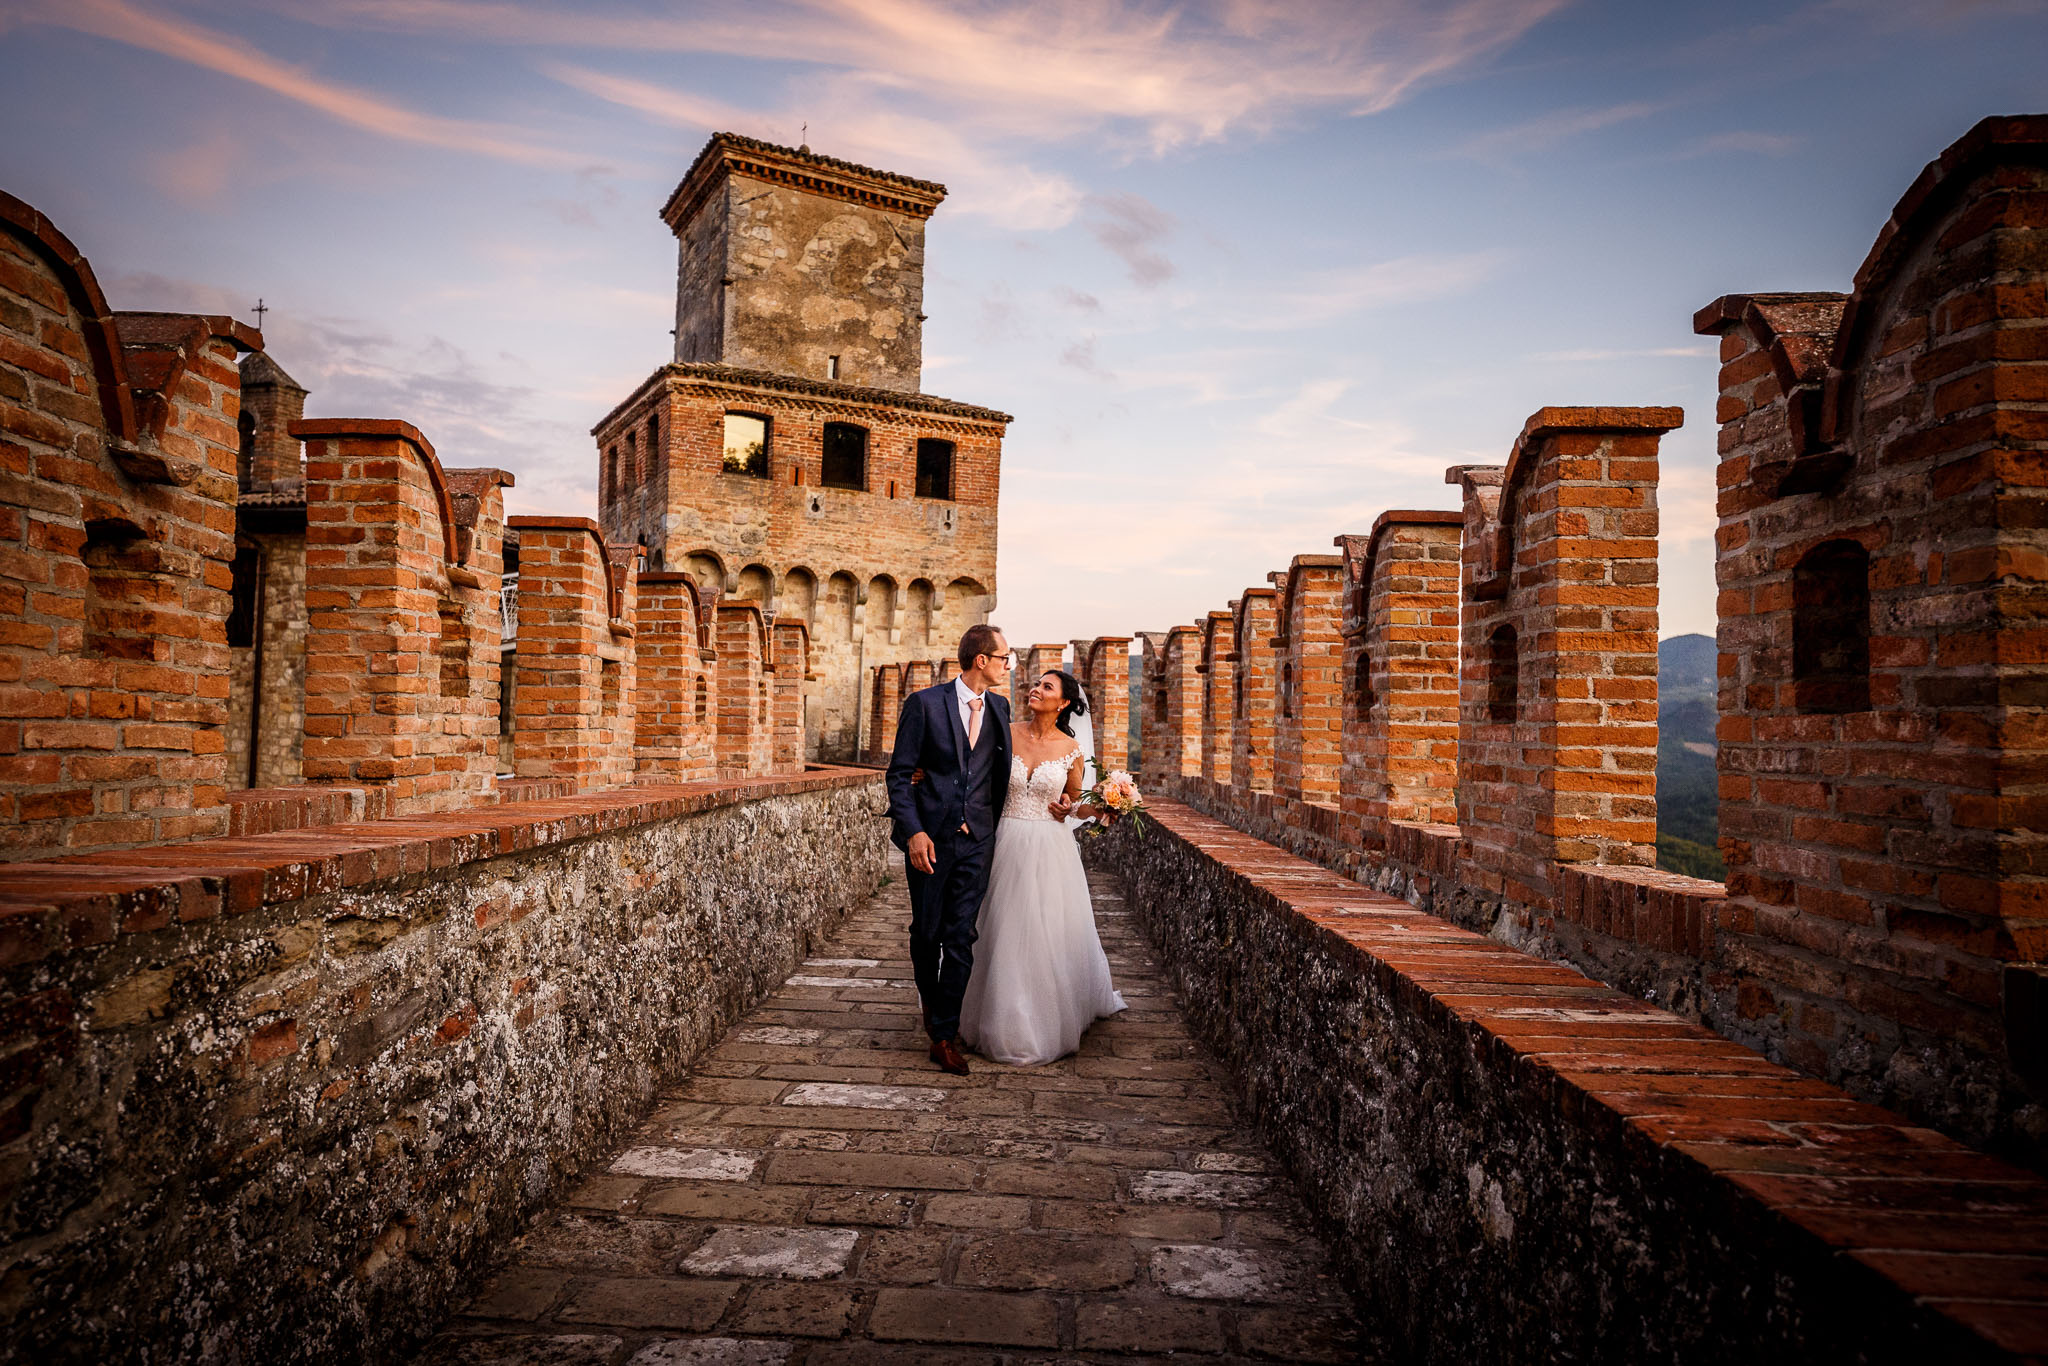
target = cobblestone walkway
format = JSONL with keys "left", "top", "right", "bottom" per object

{"left": 422, "top": 857, "right": 1373, "bottom": 1365}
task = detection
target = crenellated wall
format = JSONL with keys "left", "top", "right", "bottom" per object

{"left": 1061, "top": 118, "right": 2048, "bottom": 1172}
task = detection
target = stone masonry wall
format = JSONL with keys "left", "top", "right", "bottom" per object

{"left": 1090, "top": 805, "right": 2048, "bottom": 1365}
{"left": 0, "top": 769, "right": 888, "bottom": 1364}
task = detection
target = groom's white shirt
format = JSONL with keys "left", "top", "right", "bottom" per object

{"left": 952, "top": 673, "right": 988, "bottom": 739}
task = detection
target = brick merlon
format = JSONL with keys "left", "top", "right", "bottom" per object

{"left": 293, "top": 418, "right": 461, "bottom": 564}
{"left": 508, "top": 516, "right": 623, "bottom": 620}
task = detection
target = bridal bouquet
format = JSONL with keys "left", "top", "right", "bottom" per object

{"left": 1078, "top": 761, "right": 1149, "bottom": 838}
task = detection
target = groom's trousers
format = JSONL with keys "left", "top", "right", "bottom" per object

{"left": 906, "top": 829, "right": 993, "bottom": 1043}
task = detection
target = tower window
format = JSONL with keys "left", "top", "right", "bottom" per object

{"left": 1794, "top": 540, "right": 1871, "bottom": 714}
{"left": 625, "top": 429, "right": 638, "bottom": 486}
{"left": 916, "top": 438, "right": 954, "bottom": 500}
{"left": 822, "top": 422, "right": 867, "bottom": 491}
{"left": 603, "top": 445, "right": 618, "bottom": 498}
{"left": 646, "top": 411, "right": 662, "bottom": 478}
{"left": 722, "top": 412, "right": 770, "bottom": 478}
{"left": 827, "top": 355, "right": 840, "bottom": 381}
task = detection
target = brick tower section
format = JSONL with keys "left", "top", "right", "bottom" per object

{"left": 509, "top": 518, "right": 636, "bottom": 791}
{"left": 1452, "top": 407, "right": 1679, "bottom": 911}
{"left": 1271, "top": 555, "right": 1345, "bottom": 809}
{"left": 1341, "top": 513, "right": 1464, "bottom": 838}
{"left": 770, "top": 621, "right": 811, "bottom": 776}
{"left": 299, "top": 419, "right": 496, "bottom": 816}
{"left": 632, "top": 572, "right": 715, "bottom": 779}
{"left": 598, "top": 134, "right": 1010, "bottom": 765}
{"left": 1231, "top": 590, "right": 1279, "bottom": 794}
{"left": 714, "top": 602, "right": 773, "bottom": 778}
{"left": 1696, "top": 116, "right": 2048, "bottom": 1132}
{"left": 1081, "top": 637, "right": 1131, "bottom": 775}
{"left": 237, "top": 351, "right": 304, "bottom": 490}
{"left": 1199, "top": 612, "right": 1236, "bottom": 786}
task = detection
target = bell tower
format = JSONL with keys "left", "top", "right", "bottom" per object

{"left": 660, "top": 133, "right": 946, "bottom": 394}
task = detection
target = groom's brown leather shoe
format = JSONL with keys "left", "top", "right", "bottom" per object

{"left": 930, "top": 1037, "right": 970, "bottom": 1076}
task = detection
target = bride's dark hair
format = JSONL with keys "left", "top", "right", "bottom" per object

{"left": 1044, "top": 670, "right": 1088, "bottom": 737}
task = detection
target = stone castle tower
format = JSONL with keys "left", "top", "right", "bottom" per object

{"left": 595, "top": 132, "right": 1009, "bottom": 762}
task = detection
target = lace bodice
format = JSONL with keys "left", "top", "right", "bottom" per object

{"left": 1002, "top": 749, "right": 1081, "bottom": 822}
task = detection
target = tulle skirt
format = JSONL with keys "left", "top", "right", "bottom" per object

{"left": 959, "top": 817, "right": 1127, "bottom": 1066}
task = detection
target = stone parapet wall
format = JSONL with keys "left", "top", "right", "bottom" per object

{"left": 1092, "top": 802, "right": 2048, "bottom": 1364}
{"left": 0, "top": 767, "right": 888, "bottom": 1364}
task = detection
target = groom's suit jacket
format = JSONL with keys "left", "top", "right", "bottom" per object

{"left": 886, "top": 683, "right": 1012, "bottom": 852}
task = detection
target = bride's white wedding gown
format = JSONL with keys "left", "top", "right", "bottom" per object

{"left": 958, "top": 748, "right": 1127, "bottom": 1066}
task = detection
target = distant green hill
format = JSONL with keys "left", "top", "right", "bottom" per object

{"left": 1656, "top": 633, "right": 1723, "bottom": 881}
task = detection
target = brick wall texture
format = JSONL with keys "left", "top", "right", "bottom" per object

{"left": 1056, "top": 119, "right": 2048, "bottom": 1173}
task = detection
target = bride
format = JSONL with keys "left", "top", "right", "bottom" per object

{"left": 957, "top": 669, "right": 1127, "bottom": 1066}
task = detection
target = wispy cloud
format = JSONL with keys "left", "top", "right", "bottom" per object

{"left": 17, "top": 0, "right": 578, "bottom": 167}
{"left": 1531, "top": 345, "right": 1714, "bottom": 361}
{"left": 1236, "top": 250, "right": 1509, "bottom": 331}
{"left": 1678, "top": 130, "right": 1804, "bottom": 158}
{"left": 1085, "top": 194, "right": 1176, "bottom": 287}
{"left": 1457, "top": 100, "right": 1663, "bottom": 161}
{"left": 293, "top": 0, "right": 1577, "bottom": 153}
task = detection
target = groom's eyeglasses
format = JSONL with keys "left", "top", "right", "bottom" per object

{"left": 981, "top": 651, "right": 1014, "bottom": 665}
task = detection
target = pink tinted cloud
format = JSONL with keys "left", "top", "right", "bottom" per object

{"left": 19, "top": 0, "right": 579, "bottom": 166}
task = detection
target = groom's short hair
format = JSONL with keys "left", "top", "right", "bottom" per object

{"left": 958, "top": 623, "right": 1004, "bottom": 670}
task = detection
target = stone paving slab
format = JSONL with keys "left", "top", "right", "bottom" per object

{"left": 420, "top": 857, "right": 1377, "bottom": 1364}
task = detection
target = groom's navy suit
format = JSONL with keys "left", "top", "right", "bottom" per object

{"left": 886, "top": 680, "right": 1012, "bottom": 1043}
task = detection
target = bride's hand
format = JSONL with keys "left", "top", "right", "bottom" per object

{"left": 1048, "top": 794, "right": 1077, "bottom": 819}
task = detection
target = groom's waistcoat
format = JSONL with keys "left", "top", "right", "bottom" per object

{"left": 960, "top": 710, "right": 1000, "bottom": 839}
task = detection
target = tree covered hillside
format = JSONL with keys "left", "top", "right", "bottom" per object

{"left": 1656, "top": 633, "right": 1722, "bottom": 880}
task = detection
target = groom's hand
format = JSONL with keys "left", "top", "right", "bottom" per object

{"left": 908, "top": 831, "right": 937, "bottom": 874}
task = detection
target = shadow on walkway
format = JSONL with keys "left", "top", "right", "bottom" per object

{"left": 419, "top": 855, "right": 1377, "bottom": 1364}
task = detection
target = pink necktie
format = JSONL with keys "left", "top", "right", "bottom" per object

{"left": 967, "top": 696, "right": 983, "bottom": 748}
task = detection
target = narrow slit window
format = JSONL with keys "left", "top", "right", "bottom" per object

{"left": 1487, "top": 624, "right": 1519, "bottom": 724}
{"left": 722, "top": 412, "right": 770, "bottom": 478}
{"left": 1352, "top": 654, "right": 1374, "bottom": 718}
{"left": 646, "top": 411, "right": 662, "bottom": 479}
{"left": 1794, "top": 540, "right": 1871, "bottom": 714}
{"left": 916, "top": 438, "right": 955, "bottom": 500}
{"left": 822, "top": 422, "right": 867, "bottom": 491}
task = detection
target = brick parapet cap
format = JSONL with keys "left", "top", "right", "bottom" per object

{"left": 1, "top": 189, "right": 137, "bottom": 440}
{"left": 1443, "top": 463, "right": 1504, "bottom": 491}
{"left": 1691, "top": 292, "right": 1850, "bottom": 337}
{"left": 293, "top": 418, "right": 460, "bottom": 563}
{"left": 1128, "top": 799, "right": 2048, "bottom": 1355}
{"left": 0, "top": 768, "right": 883, "bottom": 961}
{"left": 1503, "top": 405, "right": 1684, "bottom": 492}
{"left": 114, "top": 309, "right": 262, "bottom": 355}
{"left": 595, "top": 364, "right": 1013, "bottom": 436}
{"left": 445, "top": 468, "right": 517, "bottom": 494}
{"left": 662, "top": 131, "right": 947, "bottom": 234}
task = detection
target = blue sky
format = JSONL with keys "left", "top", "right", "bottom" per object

{"left": 3, "top": 0, "right": 2044, "bottom": 649}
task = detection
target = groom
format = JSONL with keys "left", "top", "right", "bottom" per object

{"left": 886, "top": 624, "right": 1013, "bottom": 1076}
